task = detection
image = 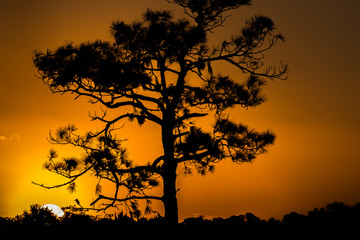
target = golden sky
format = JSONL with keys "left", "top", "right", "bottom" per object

{"left": 1, "top": 0, "right": 360, "bottom": 220}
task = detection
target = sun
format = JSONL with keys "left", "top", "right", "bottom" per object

{"left": 41, "top": 204, "right": 65, "bottom": 217}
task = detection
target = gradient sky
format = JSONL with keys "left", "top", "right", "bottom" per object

{"left": 1, "top": 0, "right": 359, "bottom": 220}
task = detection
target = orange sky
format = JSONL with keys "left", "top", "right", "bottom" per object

{"left": 1, "top": 0, "right": 360, "bottom": 221}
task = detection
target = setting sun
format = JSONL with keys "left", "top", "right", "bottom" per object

{"left": 41, "top": 204, "right": 64, "bottom": 218}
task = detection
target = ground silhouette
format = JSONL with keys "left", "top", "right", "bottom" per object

{"left": 1, "top": 202, "right": 359, "bottom": 236}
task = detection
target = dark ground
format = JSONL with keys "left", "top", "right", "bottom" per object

{"left": 1, "top": 202, "right": 360, "bottom": 237}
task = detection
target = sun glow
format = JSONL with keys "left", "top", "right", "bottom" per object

{"left": 41, "top": 204, "right": 64, "bottom": 217}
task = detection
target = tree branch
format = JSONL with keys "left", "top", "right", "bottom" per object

{"left": 32, "top": 163, "right": 94, "bottom": 189}
{"left": 90, "top": 194, "right": 163, "bottom": 206}
{"left": 176, "top": 150, "right": 212, "bottom": 164}
{"left": 176, "top": 112, "right": 208, "bottom": 123}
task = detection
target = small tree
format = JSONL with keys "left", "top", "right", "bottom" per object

{"left": 33, "top": 0, "right": 287, "bottom": 223}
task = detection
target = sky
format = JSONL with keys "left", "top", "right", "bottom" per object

{"left": 0, "top": 0, "right": 360, "bottom": 221}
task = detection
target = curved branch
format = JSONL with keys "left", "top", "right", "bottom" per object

{"left": 90, "top": 194, "right": 163, "bottom": 206}
{"left": 32, "top": 163, "right": 94, "bottom": 189}
{"left": 223, "top": 57, "right": 288, "bottom": 80}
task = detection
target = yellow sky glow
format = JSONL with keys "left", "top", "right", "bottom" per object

{"left": 0, "top": 0, "right": 360, "bottom": 221}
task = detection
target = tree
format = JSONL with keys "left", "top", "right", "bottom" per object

{"left": 21, "top": 204, "right": 58, "bottom": 226}
{"left": 32, "top": 0, "right": 288, "bottom": 224}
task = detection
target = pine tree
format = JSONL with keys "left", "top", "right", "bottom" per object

{"left": 33, "top": 0, "right": 287, "bottom": 223}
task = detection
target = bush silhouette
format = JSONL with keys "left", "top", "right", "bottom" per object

{"left": 21, "top": 204, "right": 58, "bottom": 226}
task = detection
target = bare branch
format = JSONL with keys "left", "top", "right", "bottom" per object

{"left": 90, "top": 194, "right": 163, "bottom": 206}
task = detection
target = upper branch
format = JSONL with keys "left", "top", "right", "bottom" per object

{"left": 185, "top": 15, "right": 288, "bottom": 80}
{"left": 168, "top": 0, "right": 251, "bottom": 31}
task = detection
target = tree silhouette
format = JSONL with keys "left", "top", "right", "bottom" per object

{"left": 32, "top": 0, "right": 287, "bottom": 223}
{"left": 21, "top": 204, "right": 58, "bottom": 227}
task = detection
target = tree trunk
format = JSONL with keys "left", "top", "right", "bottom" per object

{"left": 162, "top": 166, "right": 178, "bottom": 224}
{"left": 161, "top": 112, "right": 179, "bottom": 224}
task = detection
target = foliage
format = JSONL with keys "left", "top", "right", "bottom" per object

{"left": 32, "top": 0, "right": 287, "bottom": 223}
{"left": 18, "top": 204, "right": 58, "bottom": 227}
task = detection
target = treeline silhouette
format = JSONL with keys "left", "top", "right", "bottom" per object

{"left": 1, "top": 202, "right": 360, "bottom": 235}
